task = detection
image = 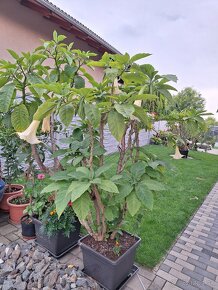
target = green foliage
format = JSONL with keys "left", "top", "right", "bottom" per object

{"left": 40, "top": 203, "right": 76, "bottom": 237}
{"left": 0, "top": 117, "right": 22, "bottom": 184}
{"left": 168, "top": 87, "right": 205, "bottom": 112}
{"left": 11, "top": 104, "right": 30, "bottom": 132}
{"left": 1, "top": 31, "right": 178, "bottom": 242}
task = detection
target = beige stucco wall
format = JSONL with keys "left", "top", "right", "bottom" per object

{"left": 0, "top": 0, "right": 104, "bottom": 82}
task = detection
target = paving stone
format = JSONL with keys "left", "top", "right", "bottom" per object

{"left": 175, "top": 258, "right": 195, "bottom": 271}
{"left": 207, "top": 265, "right": 218, "bottom": 276}
{"left": 126, "top": 273, "right": 151, "bottom": 290}
{"left": 138, "top": 267, "right": 155, "bottom": 281}
{"left": 170, "top": 250, "right": 188, "bottom": 261}
{"left": 166, "top": 254, "right": 177, "bottom": 262}
{"left": 203, "top": 277, "right": 218, "bottom": 289}
{"left": 182, "top": 267, "right": 203, "bottom": 282}
{"left": 169, "top": 268, "right": 190, "bottom": 283}
{"left": 162, "top": 282, "right": 182, "bottom": 290}
{"left": 0, "top": 224, "right": 17, "bottom": 235}
{"left": 187, "top": 257, "right": 207, "bottom": 270}
{"left": 164, "top": 259, "right": 183, "bottom": 272}
{"left": 176, "top": 279, "right": 199, "bottom": 290}
{"left": 156, "top": 270, "right": 178, "bottom": 284}
{"left": 173, "top": 246, "right": 182, "bottom": 253}
{"left": 0, "top": 236, "right": 10, "bottom": 245}
{"left": 159, "top": 263, "right": 171, "bottom": 273}
{"left": 195, "top": 266, "right": 216, "bottom": 281}
{"left": 5, "top": 232, "right": 19, "bottom": 242}
{"left": 180, "top": 250, "right": 198, "bottom": 260}
{"left": 59, "top": 253, "right": 75, "bottom": 264}
{"left": 148, "top": 276, "right": 166, "bottom": 290}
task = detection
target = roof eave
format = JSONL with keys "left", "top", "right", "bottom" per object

{"left": 35, "top": 0, "right": 121, "bottom": 54}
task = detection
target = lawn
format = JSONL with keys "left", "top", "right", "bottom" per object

{"left": 108, "top": 145, "right": 218, "bottom": 268}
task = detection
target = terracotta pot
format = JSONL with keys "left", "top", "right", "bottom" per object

{"left": 0, "top": 184, "right": 24, "bottom": 212}
{"left": 7, "top": 194, "right": 30, "bottom": 224}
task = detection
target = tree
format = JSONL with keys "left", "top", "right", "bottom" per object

{"left": 168, "top": 87, "right": 205, "bottom": 112}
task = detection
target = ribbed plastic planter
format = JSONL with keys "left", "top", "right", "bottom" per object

{"left": 79, "top": 232, "right": 141, "bottom": 290}
{"left": 21, "top": 214, "right": 36, "bottom": 240}
{"left": 33, "top": 217, "right": 81, "bottom": 258}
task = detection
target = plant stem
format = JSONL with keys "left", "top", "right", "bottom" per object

{"left": 31, "top": 145, "right": 47, "bottom": 173}
{"left": 99, "top": 113, "right": 106, "bottom": 166}
{"left": 50, "top": 113, "right": 62, "bottom": 171}
{"left": 117, "top": 126, "right": 128, "bottom": 174}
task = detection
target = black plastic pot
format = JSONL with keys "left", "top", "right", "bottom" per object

{"left": 179, "top": 149, "right": 189, "bottom": 158}
{"left": 79, "top": 232, "right": 141, "bottom": 290}
{"left": 21, "top": 214, "right": 36, "bottom": 239}
{"left": 33, "top": 217, "right": 81, "bottom": 258}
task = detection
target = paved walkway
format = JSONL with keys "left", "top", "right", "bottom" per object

{"left": 1, "top": 182, "right": 218, "bottom": 289}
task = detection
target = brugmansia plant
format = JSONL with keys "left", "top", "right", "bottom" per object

{"left": 14, "top": 32, "right": 177, "bottom": 242}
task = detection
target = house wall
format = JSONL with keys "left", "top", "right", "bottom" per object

{"left": 0, "top": 0, "right": 103, "bottom": 81}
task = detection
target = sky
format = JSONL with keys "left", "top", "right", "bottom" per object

{"left": 50, "top": 0, "right": 218, "bottom": 117}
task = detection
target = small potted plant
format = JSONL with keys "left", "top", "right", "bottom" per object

{"left": 33, "top": 201, "right": 81, "bottom": 258}
{"left": 7, "top": 194, "right": 30, "bottom": 224}
{"left": 21, "top": 214, "right": 36, "bottom": 239}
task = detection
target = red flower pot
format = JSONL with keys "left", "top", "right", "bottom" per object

{"left": 0, "top": 184, "right": 24, "bottom": 212}
{"left": 7, "top": 194, "right": 30, "bottom": 224}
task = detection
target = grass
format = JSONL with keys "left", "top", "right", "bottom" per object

{"left": 108, "top": 145, "right": 218, "bottom": 268}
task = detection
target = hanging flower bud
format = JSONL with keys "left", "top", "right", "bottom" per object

{"left": 41, "top": 115, "right": 50, "bottom": 133}
{"left": 17, "top": 120, "right": 41, "bottom": 144}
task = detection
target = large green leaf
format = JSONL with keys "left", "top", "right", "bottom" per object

{"left": 59, "top": 104, "right": 74, "bottom": 127}
{"left": 50, "top": 171, "right": 72, "bottom": 181}
{"left": 73, "top": 193, "right": 91, "bottom": 220}
{"left": 108, "top": 110, "right": 125, "bottom": 142}
{"left": 143, "top": 179, "right": 166, "bottom": 191}
{"left": 33, "top": 100, "right": 57, "bottom": 121}
{"left": 67, "top": 181, "right": 90, "bottom": 202}
{"left": 130, "top": 162, "right": 146, "bottom": 180}
{"left": 0, "top": 83, "right": 16, "bottom": 113}
{"left": 84, "top": 103, "right": 100, "bottom": 127}
{"left": 95, "top": 163, "right": 114, "bottom": 177}
{"left": 133, "top": 106, "right": 152, "bottom": 127}
{"left": 136, "top": 185, "right": 153, "bottom": 210}
{"left": 11, "top": 104, "right": 30, "bottom": 132}
{"left": 130, "top": 53, "right": 151, "bottom": 63}
{"left": 114, "top": 104, "right": 135, "bottom": 118}
{"left": 97, "top": 179, "right": 119, "bottom": 193}
{"left": 126, "top": 192, "right": 141, "bottom": 216}
{"left": 105, "top": 207, "right": 115, "bottom": 221}
{"left": 0, "top": 77, "right": 8, "bottom": 88}
{"left": 115, "top": 183, "right": 133, "bottom": 203}
{"left": 7, "top": 49, "right": 19, "bottom": 60}
{"left": 41, "top": 182, "right": 61, "bottom": 193}
{"left": 55, "top": 185, "right": 71, "bottom": 217}
{"left": 74, "top": 75, "right": 85, "bottom": 89}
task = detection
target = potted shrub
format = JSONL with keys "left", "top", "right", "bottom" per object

{"left": 0, "top": 124, "right": 24, "bottom": 211}
{"left": 15, "top": 34, "right": 174, "bottom": 289}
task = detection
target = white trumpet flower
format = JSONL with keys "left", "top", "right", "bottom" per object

{"left": 41, "top": 116, "right": 50, "bottom": 133}
{"left": 172, "top": 146, "right": 183, "bottom": 160}
{"left": 17, "top": 120, "right": 41, "bottom": 144}
{"left": 134, "top": 100, "right": 142, "bottom": 107}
